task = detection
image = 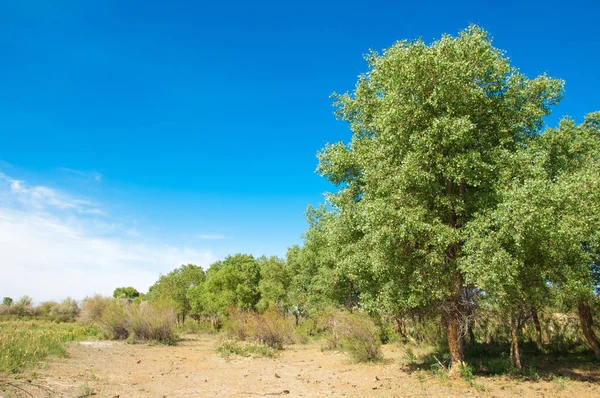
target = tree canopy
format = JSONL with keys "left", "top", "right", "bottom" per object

{"left": 312, "top": 25, "right": 567, "bottom": 367}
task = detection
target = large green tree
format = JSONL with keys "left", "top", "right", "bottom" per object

{"left": 314, "top": 25, "right": 563, "bottom": 368}
{"left": 148, "top": 263, "right": 205, "bottom": 324}
{"left": 256, "top": 255, "right": 291, "bottom": 312}
{"left": 463, "top": 113, "right": 600, "bottom": 362}
{"left": 188, "top": 254, "right": 260, "bottom": 317}
{"left": 113, "top": 286, "right": 140, "bottom": 300}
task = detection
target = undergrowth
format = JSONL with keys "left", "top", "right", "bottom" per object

{"left": 0, "top": 321, "right": 98, "bottom": 374}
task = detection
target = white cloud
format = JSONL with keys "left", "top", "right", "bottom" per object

{"left": 0, "top": 172, "right": 218, "bottom": 302}
{"left": 0, "top": 208, "right": 217, "bottom": 302}
{"left": 0, "top": 173, "right": 104, "bottom": 214}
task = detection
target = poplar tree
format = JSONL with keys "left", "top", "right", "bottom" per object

{"left": 316, "top": 25, "right": 563, "bottom": 368}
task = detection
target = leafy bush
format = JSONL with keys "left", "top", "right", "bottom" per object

{"left": 50, "top": 298, "right": 80, "bottom": 322}
{"left": 460, "top": 363, "right": 474, "bottom": 382}
{"left": 323, "top": 309, "right": 383, "bottom": 362}
{"left": 34, "top": 301, "right": 59, "bottom": 318}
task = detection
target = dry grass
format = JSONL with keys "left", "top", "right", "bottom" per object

{"left": 225, "top": 309, "right": 294, "bottom": 349}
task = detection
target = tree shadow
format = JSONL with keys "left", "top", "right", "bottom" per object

{"left": 401, "top": 341, "right": 600, "bottom": 382}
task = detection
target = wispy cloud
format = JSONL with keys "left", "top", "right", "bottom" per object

{"left": 0, "top": 172, "right": 105, "bottom": 215}
{"left": 59, "top": 167, "right": 102, "bottom": 183}
{"left": 0, "top": 172, "right": 218, "bottom": 302}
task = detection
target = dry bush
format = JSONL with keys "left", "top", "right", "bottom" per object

{"left": 34, "top": 301, "right": 59, "bottom": 317}
{"left": 125, "top": 301, "right": 177, "bottom": 343}
{"left": 50, "top": 298, "right": 80, "bottom": 322}
{"left": 79, "top": 295, "right": 112, "bottom": 325}
{"left": 249, "top": 309, "right": 294, "bottom": 349}
{"left": 97, "top": 299, "right": 129, "bottom": 340}
{"left": 94, "top": 299, "right": 177, "bottom": 343}
{"left": 224, "top": 308, "right": 252, "bottom": 341}
{"left": 324, "top": 309, "right": 382, "bottom": 362}
{"left": 4, "top": 296, "right": 34, "bottom": 317}
{"left": 226, "top": 308, "right": 294, "bottom": 349}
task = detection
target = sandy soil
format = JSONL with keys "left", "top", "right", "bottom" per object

{"left": 15, "top": 336, "right": 600, "bottom": 397}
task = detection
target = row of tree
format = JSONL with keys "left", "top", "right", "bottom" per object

{"left": 144, "top": 26, "right": 600, "bottom": 370}
{"left": 303, "top": 25, "right": 600, "bottom": 369}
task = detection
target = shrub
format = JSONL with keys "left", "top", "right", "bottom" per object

{"left": 224, "top": 308, "right": 252, "bottom": 341}
{"left": 125, "top": 301, "right": 177, "bottom": 343}
{"left": 79, "top": 295, "right": 112, "bottom": 325}
{"left": 97, "top": 299, "right": 129, "bottom": 340}
{"left": 34, "top": 301, "right": 59, "bottom": 318}
{"left": 225, "top": 308, "right": 294, "bottom": 349}
{"left": 50, "top": 298, "right": 80, "bottom": 322}
{"left": 323, "top": 309, "right": 383, "bottom": 363}
{"left": 460, "top": 363, "right": 474, "bottom": 382}
{"left": 183, "top": 318, "right": 221, "bottom": 334}
{"left": 9, "top": 296, "right": 33, "bottom": 317}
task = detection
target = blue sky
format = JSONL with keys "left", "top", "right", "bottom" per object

{"left": 1, "top": 0, "right": 598, "bottom": 301}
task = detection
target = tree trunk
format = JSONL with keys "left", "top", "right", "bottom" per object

{"left": 444, "top": 266, "right": 465, "bottom": 371}
{"left": 531, "top": 306, "right": 543, "bottom": 350}
{"left": 510, "top": 314, "right": 522, "bottom": 369}
{"left": 577, "top": 299, "right": 600, "bottom": 360}
{"left": 444, "top": 299, "right": 464, "bottom": 371}
{"left": 447, "top": 315, "right": 463, "bottom": 369}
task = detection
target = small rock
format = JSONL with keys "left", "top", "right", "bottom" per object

{"left": 283, "top": 390, "right": 290, "bottom": 394}
{"left": 275, "top": 373, "right": 281, "bottom": 378}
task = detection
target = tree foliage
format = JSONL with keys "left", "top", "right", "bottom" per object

{"left": 148, "top": 264, "right": 205, "bottom": 323}
{"left": 113, "top": 286, "right": 140, "bottom": 300}
{"left": 188, "top": 254, "right": 260, "bottom": 317}
{"left": 313, "top": 25, "right": 566, "bottom": 367}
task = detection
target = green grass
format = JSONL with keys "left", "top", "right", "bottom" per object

{"left": 0, "top": 321, "right": 98, "bottom": 374}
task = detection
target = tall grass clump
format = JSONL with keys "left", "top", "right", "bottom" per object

{"left": 225, "top": 308, "right": 294, "bottom": 350}
{"left": 323, "top": 309, "right": 383, "bottom": 363}
{"left": 96, "top": 299, "right": 177, "bottom": 343}
{"left": 79, "top": 295, "right": 112, "bottom": 325}
{"left": 125, "top": 301, "right": 177, "bottom": 344}
{"left": 97, "top": 299, "right": 129, "bottom": 340}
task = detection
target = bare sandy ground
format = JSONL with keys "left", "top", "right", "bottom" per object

{"left": 19, "top": 335, "right": 600, "bottom": 397}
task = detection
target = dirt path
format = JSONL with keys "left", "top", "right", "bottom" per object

{"left": 23, "top": 336, "right": 600, "bottom": 397}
